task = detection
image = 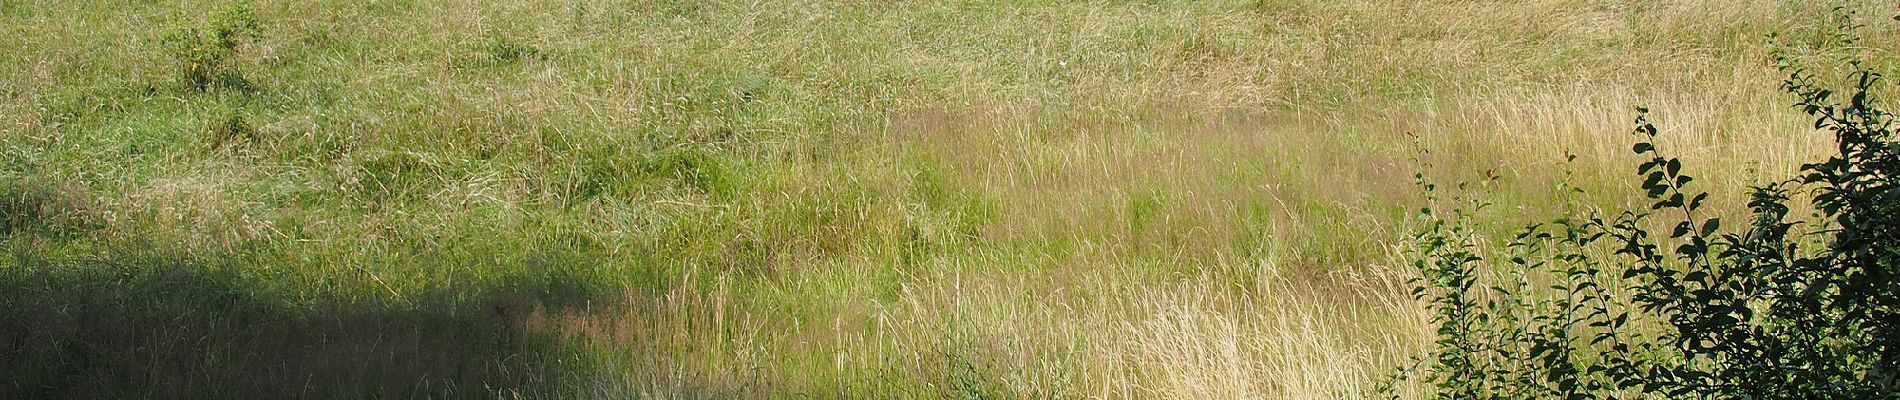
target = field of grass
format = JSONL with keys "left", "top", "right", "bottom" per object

{"left": 3, "top": 0, "right": 1896, "bottom": 398}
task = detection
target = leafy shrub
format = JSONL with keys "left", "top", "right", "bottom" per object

{"left": 162, "top": 2, "right": 262, "bottom": 92}
{"left": 1392, "top": 25, "right": 1899, "bottom": 400}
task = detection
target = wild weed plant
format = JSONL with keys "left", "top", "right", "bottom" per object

{"left": 162, "top": 2, "right": 261, "bottom": 92}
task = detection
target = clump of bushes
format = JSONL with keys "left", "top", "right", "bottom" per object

{"left": 162, "top": 2, "right": 262, "bottom": 92}
{"left": 1392, "top": 23, "right": 1898, "bottom": 400}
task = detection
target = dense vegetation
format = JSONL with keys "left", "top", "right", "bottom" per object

{"left": 1398, "top": 10, "right": 1898, "bottom": 399}
{"left": 2, "top": 0, "right": 1895, "bottom": 398}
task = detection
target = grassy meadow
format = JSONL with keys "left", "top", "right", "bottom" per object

{"left": 3, "top": 0, "right": 1896, "bottom": 398}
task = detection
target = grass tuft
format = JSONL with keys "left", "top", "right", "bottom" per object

{"left": 0, "top": 175, "right": 97, "bottom": 240}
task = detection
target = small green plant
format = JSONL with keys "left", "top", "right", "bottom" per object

{"left": 935, "top": 346, "right": 1004, "bottom": 400}
{"left": 203, "top": 106, "right": 257, "bottom": 149}
{"left": 162, "top": 2, "right": 262, "bottom": 92}
{"left": 1390, "top": 17, "right": 1900, "bottom": 400}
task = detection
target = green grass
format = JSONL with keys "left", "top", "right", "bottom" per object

{"left": 2, "top": 0, "right": 1896, "bottom": 398}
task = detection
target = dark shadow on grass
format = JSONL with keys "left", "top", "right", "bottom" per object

{"left": 0, "top": 249, "right": 613, "bottom": 399}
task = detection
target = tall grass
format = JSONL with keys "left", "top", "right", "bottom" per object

{"left": 2, "top": 0, "right": 1893, "bottom": 398}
